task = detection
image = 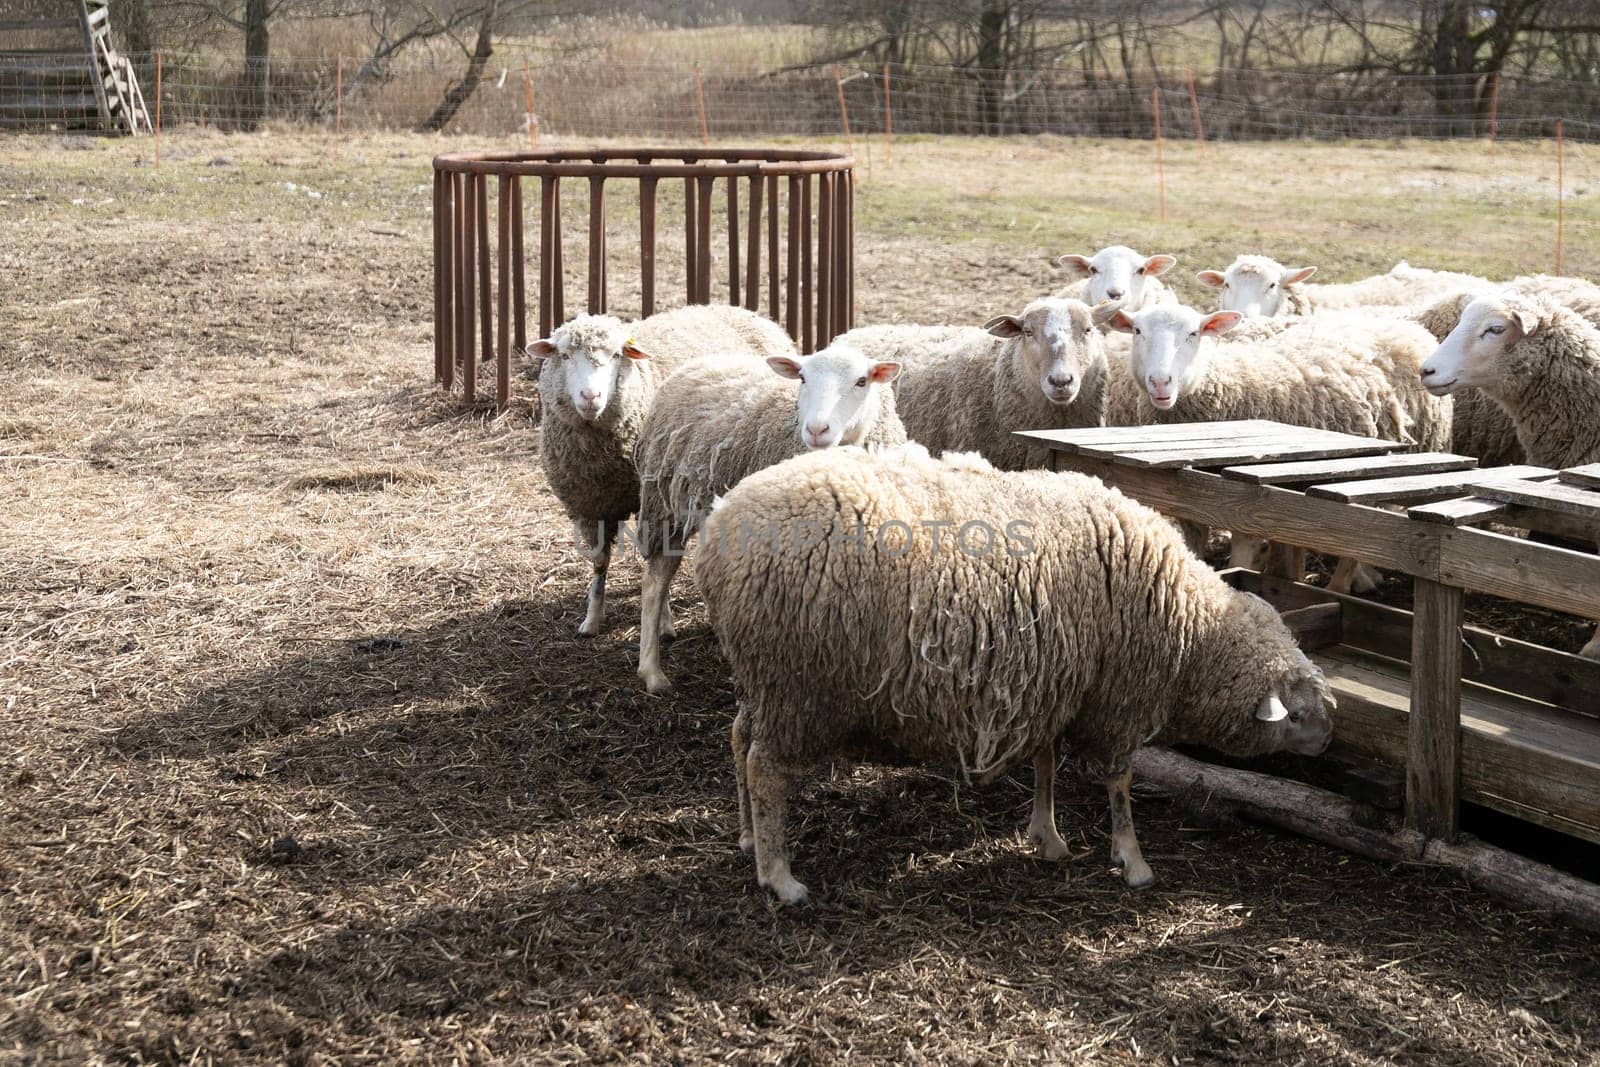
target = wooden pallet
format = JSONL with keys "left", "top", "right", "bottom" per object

{"left": 0, "top": 0, "right": 148, "bottom": 133}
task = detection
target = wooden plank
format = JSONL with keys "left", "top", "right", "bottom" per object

{"left": 1315, "top": 649, "right": 1600, "bottom": 845}
{"left": 1051, "top": 456, "right": 1437, "bottom": 576}
{"left": 1471, "top": 479, "right": 1600, "bottom": 524}
{"left": 1226, "top": 570, "right": 1600, "bottom": 716}
{"left": 1224, "top": 452, "right": 1477, "bottom": 486}
{"left": 1113, "top": 439, "right": 1399, "bottom": 469}
{"left": 1280, "top": 602, "right": 1343, "bottom": 650}
{"left": 1408, "top": 496, "right": 1509, "bottom": 526}
{"left": 1307, "top": 465, "right": 1555, "bottom": 506}
{"left": 1561, "top": 464, "right": 1600, "bottom": 491}
{"left": 0, "top": 17, "right": 80, "bottom": 30}
{"left": 1081, "top": 429, "right": 1376, "bottom": 457}
{"left": 1020, "top": 420, "right": 1307, "bottom": 449}
{"left": 1439, "top": 524, "right": 1600, "bottom": 621}
{"left": 1407, "top": 578, "right": 1463, "bottom": 839}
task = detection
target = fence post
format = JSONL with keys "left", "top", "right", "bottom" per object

{"left": 1488, "top": 72, "right": 1500, "bottom": 157}
{"left": 154, "top": 51, "right": 162, "bottom": 166}
{"left": 695, "top": 65, "right": 710, "bottom": 146}
{"left": 524, "top": 59, "right": 536, "bottom": 149}
{"left": 1186, "top": 67, "right": 1205, "bottom": 151}
{"left": 834, "top": 64, "right": 853, "bottom": 149}
{"left": 1152, "top": 87, "right": 1166, "bottom": 225}
{"left": 1555, "top": 119, "right": 1564, "bottom": 275}
{"left": 883, "top": 64, "right": 892, "bottom": 165}
{"left": 334, "top": 54, "right": 342, "bottom": 160}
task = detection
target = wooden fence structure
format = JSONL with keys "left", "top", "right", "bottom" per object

{"left": 431, "top": 148, "right": 856, "bottom": 408}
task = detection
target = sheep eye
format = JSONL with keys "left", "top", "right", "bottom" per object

{"left": 798, "top": 374, "right": 807, "bottom": 384}
{"left": 855, "top": 375, "right": 868, "bottom": 388}
{"left": 1133, "top": 327, "right": 1141, "bottom": 336}
{"left": 1268, "top": 282, "right": 1277, "bottom": 289}
{"left": 1089, "top": 266, "right": 1099, "bottom": 275}
{"left": 1136, "top": 267, "right": 1146, "bottom": 275}
{"left": 1189, "top": 332, "right": 1198, "bottom": 339}
{"left": 1485, "top": 323, "right": 1506, "bottom": 336}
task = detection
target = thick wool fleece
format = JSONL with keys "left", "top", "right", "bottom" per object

{"left": 634, "top": 352, "right": 907, "bottom": 552}
{"left": 538, "top": 306, "right": 795, "bottom": 550}
{"left": 1141, "top": 317, "right": 1452, "bottom": 450}
{"left": 1481, "top": 298, "right": 1600, "bottom": 469}
{"left": 1054, "top": 274, "right": 1176, "bottom": 312}
{"left": 889, "top": 302, "right": 1110, "bottom": 470}
{"left": 835, "top": 323, "right": 981, "bottom": 367}
{"left": 1233, "top": 256, "right": 1484, "bottom": 318}
{"left": 696, "top": 446, "right": 1327, "bottom": 780}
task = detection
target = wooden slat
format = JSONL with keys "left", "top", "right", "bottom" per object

{"left": 1224, "top": 452, "right": 1477, "bottom": 486}
{"left": 1407, "top": 577, "right": 1463, "bottom": 840}
{"left": 1022, "top": 420, "right": 1293, "bottom": 449}
{"left": 1407, "top": 496, "right": 1509, "bottom": 526}
{"left": 1561, "top": 464, "right": 1600, "bottom": 491}
{"left": 1110, "top": 438, "right": 1399, "bottom": 469}
{"left": 1280, "top": 602, "right": 1343, "bottom": 651}
{"left": 1307, "top": 465, "right": 1555, "bottom": 506}
{"left": 0, "top": 16, "right": 79, "bottom": 30}
{"left": 1471, "top": 478, "right": 1600, "bottom": 524}
{"left": 1439, "top": 524, "right": 1600, "bottom": 622}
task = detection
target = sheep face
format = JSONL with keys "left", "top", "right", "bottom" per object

{"left": 768, "top": 344, "right": 900, "bottom": 450}
{"left": 1108, "top": 304, "right": 1240, "bottom": 409}
{"left": 1198, "top": 255, "right": 1316, "bottom": 318}
{"left": 1420, "top": 296, "right": 1539, "bottom": 397}
{"left": 528, "top": 315, "right": 650, "bottom": 422}
{"left": 1058, "top": 245, "right": 1176, "bottom": 307}
{"left": 985, "top": 298, "right": 1120, "bottom": 407}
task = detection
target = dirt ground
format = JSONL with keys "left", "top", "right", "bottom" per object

{"left": 2, "top": 129, "right": 1598, "bottom": 1064}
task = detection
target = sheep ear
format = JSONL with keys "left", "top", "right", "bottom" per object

{"left": 527, "top": 339, "right": 559, "bottom": 360}
{"left": 1255, "top": 693, "right": 1289, "bottom": 722}
{"left": 1107, "top": 309, "right": 1137, "bottom": 334}
{"left": 621, "top": 339, "right": 653, "bottom": 361}
{"left": 868, "top": 360, "right": 901, "bottom": 383}
{"left": 767, "top": 356, "right": 803, "bottom": 380}
{"left": 1196, "top": 270, "right": 1227, "bottom": 289}
{"left": 1143, "top": 254, "right": 1177, "bottom": 276}
{"left": 1283, "top": 266, "right": 1317, "bottom": 285}
{"left": 984, "top": 315, "right": 1026, "bottom": 338}
{"left": 1091, "top": 300, "right": 1124, "bottom": 327}
{"left": 1200, "top": 311, "right": 1241, "bottom": 335}
{"left": 1057, "top": 254, "right": 1092, "bottom": 278}
{"left": 1510, "top": 305, "right": 1540, "bottom": 335}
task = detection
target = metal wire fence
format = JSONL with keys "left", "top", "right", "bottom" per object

{"left": 6, "top": 51, "right": 1600, "bottom": 142}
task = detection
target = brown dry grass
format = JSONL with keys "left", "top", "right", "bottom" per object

{"left": 2, "top": 129, "right": 1599, "bottom": 1064}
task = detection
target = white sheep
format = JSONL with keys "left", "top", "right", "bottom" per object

{"left": 1421, "top": 290, "right": 1600, "bottom": 659}
{"left": 696, "top": 444, "right": 1335, "bottom": 903}
{"left": 840, "top": 298, "right": 1122, "bottom": 470}
{"left": 1110, "top": 302, "right": 1451, "bottom": 593}
{"left": 1197, "top": 255, "right": 1485, "bottom": 318}
{"left": 633, "top": 343, "right": 907, "bottom": 693}
{"left": 531, "top": 305, "right": 795, "bottom": 637}
{"left": 1055, "top": 245, "right": 1179, "bottom": 312}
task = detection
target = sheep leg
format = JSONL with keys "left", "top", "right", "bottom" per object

{"left": 1026, "top": 740, "right": 1071, "bottom": 861}
{"left": 577, "top": 523, "right": 615, "bottom": 637}
{"left": 1228, "top": 536, "right": 1268, "bottom": 571}
{"left": 1328, "top": 558, "right": 1383, "bottom": 595}
{"left": 637, "top": 551, "right": 679, "bottom": 694}
{"left": 657, "top": 552, "right": 683, "bottom": 641}
{"left": 746, "top": 742, "right": 807, "bottom": 904}
{"left": 1105, "top": 766, "right": 1155, "bottom": 889}
{"left": 732, "top": 704, "right": 753, "bottom": 854}
{"left": 1582, "top": 626, "right": 1600, "bottom": 661}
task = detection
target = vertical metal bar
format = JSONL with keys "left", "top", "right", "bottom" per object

{"left": 539, "top": 175, "right": 554, "bottom": 339}
{"left": 460, "top": 173, "right": 476, "bottom": 401}
{"left": 440, "top": 170, "right": 455, "bottom": 385}
{"left": 587, "top": 175, "right": 606, "bottom": 314}
{"left": 640, "top": 177, "right": 658, "bottom": 317}
{"left": 816, "top": 172, "right": 832, "bottom": 351}
{"left": 696, "top": 175, "right": 714, "bottom": 306}
{"left": 475, "top": 173, "right": 490, "bottom": 403}
{"left": 551, "top": 177, "right": 564, "bottom": 326}
{"left": 767, "top": 173, "right": 779, "bottom": 321}
{"left": 799, "top": 173, "right": 812, "bottom": 353}
{"left": 451, "top": 172, "right": 467, "bottom": 392}
{"left": 744, "top": 174, "right": 762, "bottom": 312}
{"left": 684, "top": 176, "right": 698, "bottom": 304}
{"left": 844, "top": 169, "right": 855, "bottom": 330}
{"left": 433, "top": 169, "right": 444, "bottom": 382}
{"left": 785, "top": 175, "right": 800, "bottom": 342}
{"left": 834, "top": 170, "right": 850, "bottom": 339}
{"left": 511, "top": 175, "right": 526, "bottom": 361}
{"left": 727, "top": 174, "right": 740, "bottom": 306}
{"left": 1407, "top": 577, "right": 1463, "bottom": 840}
{"left": 497, "top": 174, "right": 511, "bottom": 411}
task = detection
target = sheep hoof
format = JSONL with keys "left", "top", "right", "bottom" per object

{"left": 1120, "top": 859, "right": 1156, "bottom": 889}
{"left": 1581, "top": 634, "right": 1600, "bottom": 661}
{"left": 1027, "top": 827, "right": 1072, "bottom": 862}
{"left": 576, "top": 620, "right": 600, "bottom": 638}
{"left": 640, "top": 667, "right": 672, "bottom": 694}
{"left": 763, "top": 875, "right": 809, "bottom": 905}
{"left": 739, "top": 832, "right": 754, "bottom": 855}
{"left": 1350, "top": 564, "right": 1382, "bottom": 594}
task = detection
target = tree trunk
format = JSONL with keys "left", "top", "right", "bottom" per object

{"left": 417, "top": 0, "right": 498, "bottom": 134}
{"left": 123, "top": 0, "right": 153, "bottom": 56}
{"left": 1425, "top": 0, "right": 1476, "bottom": 126}
{"left": 975, "top": 0, "right": 1007, "bottom": 135}
{"left": 242, "top": 0, "right": 270, "bottom": 131}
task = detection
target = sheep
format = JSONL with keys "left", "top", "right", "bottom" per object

{"left": 695, "top": 444, "right": 1336, "bottom": 903}
{"left": 854, "top": 298, "right": 1123, "bottom": 470}
{"left": 531, "top": 305, "right": 796, "bottom": 637}
{"left": 1197, "top": 255, "right": 1485, "bottom": 319}
{"left": 633, "top": 343, "right": 907, "bottom": 693}
{"left": 1421, "top": 290, "right": 1600, "bottom": 659}
{"left": 1055, "top": 245, "right": 1179, "bottom": 312}
{"left": 1110, "top": 302, "right": 1450, "bottom": 592}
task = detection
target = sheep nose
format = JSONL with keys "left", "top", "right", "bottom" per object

{"left": 1105, "top": 288, "right": 1124, "bottom": 301}
{"left": 1048, "top": 372, "right": 1075, "bottom": 389}
{"left": 1148, "top": 375, "right": 1172, "bottom": 389}
{"left": 805, "top": 421, "right": 830, "bottom": 438}
{"left": 1419, "top": 365, "right": 1436, "bottom": 379}
{"left": 580, "top": 389, "right": 601, "bottom": 401}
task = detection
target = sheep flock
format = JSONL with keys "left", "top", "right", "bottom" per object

{"left": 528, "top": 247, "right": 1600, "bottom": 903}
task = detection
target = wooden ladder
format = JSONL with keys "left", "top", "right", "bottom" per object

{"left": 78, "top": 0, "right": 149, "bottom": 133}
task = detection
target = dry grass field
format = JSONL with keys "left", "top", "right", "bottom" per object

{"left": 3, "top": 129, "right": 1599, "bottom": 1064}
